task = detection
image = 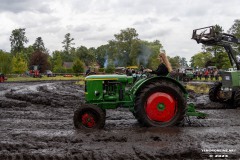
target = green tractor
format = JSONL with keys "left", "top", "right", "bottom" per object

{"left": 73, "top": 71, "right": 206, "bottom": 130}
{"left": 192, "top": 26, "right": 240, "bottom": 108}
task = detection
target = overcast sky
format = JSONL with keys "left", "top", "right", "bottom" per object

{"left": 0, "top": 0, "right": 239, "bottom": 62}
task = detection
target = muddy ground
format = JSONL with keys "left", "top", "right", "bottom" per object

{"left": 0, "top": 81, "right": 240, "bottom": 159}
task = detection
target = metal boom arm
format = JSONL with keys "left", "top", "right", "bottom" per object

{"left": 192, "top": 26, "right": 240, "bottom": 70}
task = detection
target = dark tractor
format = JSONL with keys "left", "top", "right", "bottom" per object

{"left": 192, "top": 26, "right": 240, "bottom": 108}
{"left": 73, "top": 71, "right": 206, "bottom": 130}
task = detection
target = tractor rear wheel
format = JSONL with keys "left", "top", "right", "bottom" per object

{"left": 134, "top": 80, "right": 186, "bottom": 127}
{"left": 73, "top": 104, "right": 105, "bottom": 130}
{"left": 233, "top": 89, "right": 240, "bottom": 108}
{"left": 209, "top": 82, "right": 225, "bottom": 102}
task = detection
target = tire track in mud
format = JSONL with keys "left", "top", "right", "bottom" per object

{"left": 3, "top": 82, "right": 84, "bottom": 108}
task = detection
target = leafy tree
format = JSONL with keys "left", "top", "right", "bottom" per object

{"left": 75, "top": 46, "right": 94, "bottom": 66}
{"left": 111, "top": 28, "right": 139, "bottom": 66}
{"left": 53, "top": 53, "right": 65, "bottom": 73}
{"left": 129, "top": 40, "right": 141, "bottom": 65}
{"left": 169, "top": 56, "right": 181, "bottom": 69}
{"left": 105, "top": 60, "right": 115, "bottom": 73}
{"left": 228, "top": 19, "right": 240, "bottom": 52}
{"left": 11, "top": 53, "right": 28, "bottom": 74}
{"left": 202, "top": 25, "right": 226, "bottom": 68}
{"left": 72, "top": 59, "right": 85, "bottom": 73}
{"left": 23, "top": 46, "right": 35, "bottom": 63}
{"left": 139, "top": 40, "right": 162, "bottom": 69}
{"left": 215, "top": 52, "right": 231, "bottom": 69}
{"left": 33, "top": 37, "right": 47, "bottom": 53}
{"left": 96, "top": 45, "right": 108, "bottom": 68}
{"left": 190, "top": 52, "right": 213, "bottom": 68}
{"left": 29, "top": 51, "right": 50, "bottom": 73}
{"left": 10, "top": 28, "right": 28, "bottom": 55}
{"left": 180, "top": 57, "right": 188, "bottom": 67}
{"left": 62, "top": 33, "right": 75, "bottom": 54}
{"left": 106, "top": 40, "right": 118, "bottom": 65}
{"left": 228, "top": 19, "right": 240, "bottom": 37}
{"left": 0, "top": 50, "right": 12, "bottom": 74}
{"left": 87, "top": 47, "right": 97, "bottom": 66}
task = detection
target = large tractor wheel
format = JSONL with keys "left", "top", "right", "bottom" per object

{"left": 233, "top": 89, "right": 240, "bottom": 108}
{"left": 134, "top": 80, "right": 186, "bottom": 127}
{"left": 209, "top": 82, "right": 225, "bottom": 102}
{"left": 73, "top": 104, "right": 106, "bottom": 130}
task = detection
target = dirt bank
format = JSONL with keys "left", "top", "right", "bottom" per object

{"left": 0, "top": 81, "right": 239, "bottom": 159}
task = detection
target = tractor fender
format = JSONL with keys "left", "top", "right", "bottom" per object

{"left": 130, "top": 76, "right": 188, "bottom": 96}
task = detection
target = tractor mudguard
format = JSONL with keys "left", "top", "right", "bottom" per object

{"left": 130, "top": 76, "right": 188, "bottom": 96}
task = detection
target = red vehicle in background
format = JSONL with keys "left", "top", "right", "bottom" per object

{"left": 29, "top": 65, "right": 42, "bottom": 78}
{"left": 29, "top": 70, "right": 41, "bottom": 78}
{"left": 0, "top": 73, "right": 7, "bottom": 82}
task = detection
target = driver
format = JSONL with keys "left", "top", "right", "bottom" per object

{"left": 144, "top": 49, "right": 172, "bottom": 76}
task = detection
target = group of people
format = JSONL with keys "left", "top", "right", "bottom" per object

{"left": 193, "top": 68, "right": 220, "bottom": 81}
{"left": 127, "top": 49, "right": 221, "bottom": 82}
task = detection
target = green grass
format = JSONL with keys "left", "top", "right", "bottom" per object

{"left": 186, "top": 83, "right": 210, "bottom": 94}
{"left": 193, "top": 77, "right": 222, "bottom": 82}
{"left": 7, "top": 75, "right": 85, "bottom": 82}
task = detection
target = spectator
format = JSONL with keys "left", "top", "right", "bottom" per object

{"left": 126, "top": 68, "right": 132, "bottom": 76}
{"left": 204, "top": 69, "right": 209, "bottom": 80}
{"left": 210, "top": 69, "right": 214, "bottom": 80}
{"left": 214, "top": 68, "right": 219, "bottom": 81}
{"left": 85, "top": 67, "right": 90, "bottom": 76}
{"left": 198, "top": 71, "right": 203, "bottom": 80}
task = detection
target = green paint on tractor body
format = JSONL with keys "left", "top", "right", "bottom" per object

{"left": 221, "top": 71, "right": 240, "bottom": 88}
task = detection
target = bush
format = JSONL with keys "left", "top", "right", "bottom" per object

{"left": 105, "top": 62, "right": 115, "bottom": 74}
{"left": 53, "top": 66, "right": 66, "bottom": 73}
{"left": 72, "top": 59, "right": 85, "bottom": 74}
{"left": 65, "top": 68, "right": 73, "bottom": 73}
{"left": 98, "top": 68, "right": 105, "bottom": 72}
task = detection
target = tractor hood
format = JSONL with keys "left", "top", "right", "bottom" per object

{"left": 85, "top": 74, "right": 133, "bottom": 83}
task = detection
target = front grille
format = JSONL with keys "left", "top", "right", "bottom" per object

{"left": 221, "top": 72, "right": 232, "bottom": 88}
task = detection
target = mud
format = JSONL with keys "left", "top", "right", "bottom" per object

{"left": 0, "top": 81, "right": 240, "bottom": 159}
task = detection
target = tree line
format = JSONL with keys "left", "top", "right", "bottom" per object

{"left": 0, "top": 19, "right": 239, "bottom": 74}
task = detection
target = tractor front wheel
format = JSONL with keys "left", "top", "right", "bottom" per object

{"left": 233, "top": 89, "right": 240, "bottom": 108}
{"left": 73, "top": 104, "right": 105, "bottom": 130}
{"left": 135, "top": 81, "right": 186, "bottom": 127}
{"left": 209, "top": 82, "right": 225, "bottom": 102}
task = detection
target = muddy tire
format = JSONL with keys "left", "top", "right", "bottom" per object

{"left": 134, "top": 80, "right": 186, "bottom": 127}
{"left": 233, "top": 89, "right": 240, "bottom": 108}
{"left": 209, "top": 82, "right": 224, "bottom": 102}
{"left": 73, "top": 104, "right": 105, "bottom": 130}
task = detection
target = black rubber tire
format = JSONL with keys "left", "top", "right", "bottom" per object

{"left": 134, "top": 80, "right": 186, "bottom": 127}
{"left": 209, "top": 82, "right": 224, "bottom": 102}
{"left": 233, "top": 89, "right": 240, "bottom": 108}
{"left": 73, "top": 104, "right": 105, "bottom": 130}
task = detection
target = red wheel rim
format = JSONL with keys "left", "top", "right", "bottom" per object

{"left": 145, "top": 92, "right": 176, "bottom": 122}
{"left": 81, "top": 113, "right": 96, "bottom": 128}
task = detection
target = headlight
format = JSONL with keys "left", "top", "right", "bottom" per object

{"left": 225, "top": 76, "right": 230, "bottom": 80}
